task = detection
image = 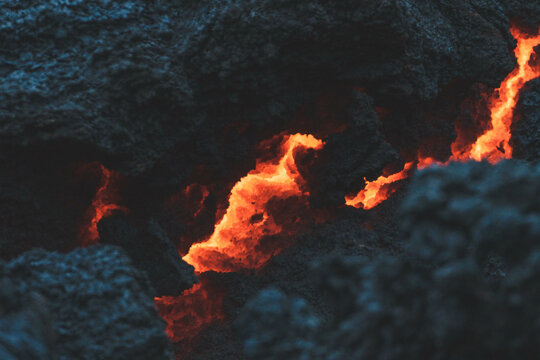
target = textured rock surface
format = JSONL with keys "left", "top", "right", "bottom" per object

{"left": 0, "top": 0, "right": 521, "bottom": 178}
{"left": 5, "top": 246, "right": 173, "bottom": 360}
{"left": 0, "top": 262, "right": 55, "bottom": 360}
{"left": 513, "top": 78, "right": 540, "bottom": 162}
{"left": 238, "top": 160, "right": 540, "bottom": 360}
{"left": 98, "top": 212, "right": 197, "bottom": 296}
{"left": 0, "top": 0, "right": 535, "bottom": 261}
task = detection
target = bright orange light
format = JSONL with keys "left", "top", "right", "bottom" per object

{"left": 345, "top": 162, "right": 414, "bottom": 210}
{"left": 154, "top": 279, "right": 224, "bottom": 344}
{"left": 182, "top": 134, "right": 324, "bottom": 273}
{"left": 451, "top": 26, "right": 540, "bottom": 163}
{"left": 346, "top": 25, "right": 540, "bottom": 210}
{"left": 79, "top": 164, "right": 126, "bottom": 246}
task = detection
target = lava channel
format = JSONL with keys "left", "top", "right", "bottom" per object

{"left": 346, "top": 25, "right": 540, "bottom": 210}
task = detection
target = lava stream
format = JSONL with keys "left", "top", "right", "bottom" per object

{"left": 156, "top": 133, "right": 324, "bottom": 345}
{"left": 182, "top": 133, "right": 324, "bottom": 273}
{"left": 451, "top": 27, "right": 540, "bottom": 163}
{"left": 346, "top": 25, "right": 540, "bottom": 210}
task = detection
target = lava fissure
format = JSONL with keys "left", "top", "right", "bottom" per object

{"left": 345, "top": 26, "right": 540, "bottom": 210}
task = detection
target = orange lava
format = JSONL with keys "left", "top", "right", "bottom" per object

{"left": 451, "top": 26, "right": 540, "bottom": 163}
{"left": 182, "top": 134, "right": 324, "bottom": 273}
{"left": 345, "top": 162, "right": 414, "bottom": 209}
{"left": 155, "top": 278, "right": 224, "bottom": 344}
{"left": 79, "top": 164, "right": 126, "bottom": 246}
{"left": 346, "top": 25, "right": 540, "bottom": 210}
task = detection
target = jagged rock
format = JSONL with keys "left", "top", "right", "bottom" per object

{"left": 6, "top": 246, "right": 173, "bottom": 360}
{"left": 0, "top": 0, "right": 518, "bottom": 178}
{"left": 301, "top": 90, "right": 398, "bottom": 207}
{"left": 513, "top": 78, "right": 540, "bottom": 162}
{"left": 239, "top": 161, "right": 540, "bottom": 360}
{"left": 401, "top": 160, "right": 540, "bottom": 267}
{"left": 98, "top": 212, "right": 197, "bottom": 296}
{"left": 0, "top": 262, "right": 55, "bottom": 360}
{"left": 235, "top": 288, "right": 319, "bottom": 360}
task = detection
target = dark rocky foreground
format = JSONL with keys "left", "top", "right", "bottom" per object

{"left": 1, "top": 246, "right": 173, "bottom": 360}
{"left": 0, "top": 0, "right": 539, "bottom": 359}
{"left": 238, "top": 160, "right": 540, "bottom": 360}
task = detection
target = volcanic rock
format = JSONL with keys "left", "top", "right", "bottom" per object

{"left": 5, "top": 246, "right": 173, "bottom": 360}
{"left": 512, "top": 78, "right": 540, "bottom": 162}
{"left": 98, "top": 212, "right": 197, "bottom": 296}
{"left": 0, "top": 262, "right": 55, "bottom": 360}
{"left": 0, "top": 0, "right": 519, "bottom": 180}
{"left": 239, "top": 160, "right": 540, "bottom": 360}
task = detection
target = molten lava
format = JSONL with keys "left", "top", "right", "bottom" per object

{"left": 346, "top": 25, "right": 540, "bottom": 210}
{"left": 155, "top": 278, "right": 224, "bottom": 344}
{"left": 451, "top": 26, "right": 540, "bottom": 163}
{"left": 79, "top": 163, "right": 126, "bottom": 246}
{"left": 345, "top": 162, "right": 414, "bottom": 209}
{"left": 182, "top": 133, "right": 324, "bottom": 273}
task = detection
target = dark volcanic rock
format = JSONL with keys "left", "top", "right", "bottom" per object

{"left": 98, "top": 212, "right": 197, "bottom": 296}
{"left": 0, "top": 0, "right": 517, "bottom": 179}
{"left": 401, "top": 160, "right": 540, "bottom": 267}
{"left": 5, "top": 246, "right": 173, "bottom": 360}
{"left": 303, "top": 90, "right": 398, "bottom": 207}
{"left": 512, "top": 78, "right": 540, "bottom": 162}
{"left": 500, "top": 0, "right": 540, "bottom": 29}
{"left": 239, "top": 161, "right": 540, "bottom": 360}
{"left": 236, "top": 288, "right": 319, "bottom": 360}
{"left": 0, "top": 263, "right": 55, "bottom": 360}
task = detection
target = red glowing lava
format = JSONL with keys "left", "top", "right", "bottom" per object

{"left": 345, "top": 162, "right": 414, "bottom": 209}
{"left": 78, "top": 163, "right": 126, "bottom": 246}
{"left": 451, "top": 26, "right": 540, "bottom": 163}
{"left": 182, "top": 133, "right": 324, "bottom": 273}
{"left": 346, "top": 25, "right": 540, "bottom": 210}
{"left": 155, "top": 278, "right": 224, "bottom": 344}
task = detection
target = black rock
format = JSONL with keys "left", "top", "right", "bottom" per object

{"left": 6, "top": 246, "right": 173, "bottom": 360}
{"left": 98, "top": 212, "right": 197, "bottom": 296}
{"left": 0, "top": 262, "right": 55, "bottom": 360}
{"left": 513, "top": 78, "right": 540, "bottom": 162}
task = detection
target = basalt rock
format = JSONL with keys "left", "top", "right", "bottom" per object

{"left": 239, "top": 160, "right": 540, "bottom": 360}
{"left": 512, "top": 78, "right": 540, "bottom": 162}
{"left": 98, "top": 212, "right": 197, "bottom": 297}
{"left": 0, "top": 0, "right": 518, "bottom": 181}
{"left": 5, "top": 246, "right": 173, "bottom": 360}
{"left": 0, "top": 263, "right": 55, "bottom": 360}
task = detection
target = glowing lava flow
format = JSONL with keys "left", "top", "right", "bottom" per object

{"left": 346, "top": 25, "right": 540, "bottom": 210}
{"left": 79, "top": 164, "right": 126, "bottom": 246}
{"left": 156, "top": 133, "right": 323, "bottom": 345}
{"left": 182, "top": 133, "right": 324, "bottom": 273}
{"left": 451, "top": 27, "right": 540, "bottom": 163}
{"left": 345, "top": 162, "right": 414, "bottom": 209}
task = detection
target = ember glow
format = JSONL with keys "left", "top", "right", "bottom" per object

{"left": 79, "top": 164, "right": 125, "bottom": 246}
{"left": 182, "top": 133, "right": 324, "bottom": 273}
{"left": 346, "top": 25, "right": 540, "bottom": 210}
{"left": 345, "top": 162, "right": 414, "bottom": 209}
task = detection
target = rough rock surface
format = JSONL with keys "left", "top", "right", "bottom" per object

{"left": 5, "top": 246, "right": 173, "bottom": 360}
{"left": 513, "top": 78, "right": 540, "bottom": 162}
{"left": 302, "top": 90, "right": 398, "bottom": 207}
{"left": 0, "top": 0, "right": 535, "bottom": 261}
{"left": 238, "top": 160, "right": 540, "bottom": 360}
{"left": 0, "top": 0, "right": 520, "bottom": 178}
{"left": 0, "top": 262, "right": 55, "bottom": 360}
{"left": 98, "top": 212, "right": 197, "bottom": 296}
